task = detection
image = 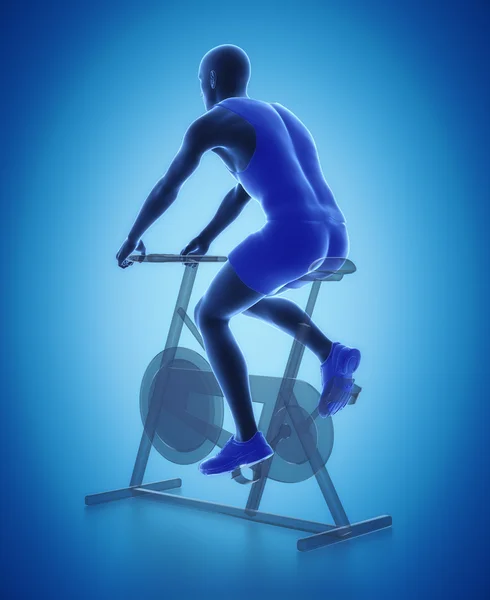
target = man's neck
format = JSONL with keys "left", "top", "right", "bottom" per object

{"left": 216, "top": 91, "right": 249, "bottom": 103}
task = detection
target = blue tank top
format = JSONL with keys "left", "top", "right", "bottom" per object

{"left": 216, "top": 97, "right": 346, "bottom": 223}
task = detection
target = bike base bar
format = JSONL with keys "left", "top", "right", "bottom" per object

{"left": 85, "top": 479, "right": 391, "bottom": 551}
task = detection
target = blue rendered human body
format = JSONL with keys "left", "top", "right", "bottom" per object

{"left": 116, "top": 45, "right": 361, "bottom": 476}
{"left": 217, "top": 96, "right": 348, "bottom": 296}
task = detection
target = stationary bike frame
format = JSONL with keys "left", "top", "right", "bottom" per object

{"left": 85, "top": 254, "right": 392, "bottom": 552}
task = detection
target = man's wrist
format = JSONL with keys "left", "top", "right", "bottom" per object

{"left": 198, "top": 230, "right": 213, "bottom": 245}
{"left": 127, "top": 232, "right": 140, "bottom": 245}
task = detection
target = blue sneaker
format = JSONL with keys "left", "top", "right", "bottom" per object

{"left": 198, "top": 431, "right": 274, "bottom": 476}
{"left": 319, "top": 342, "right": 361, "bottom": 418}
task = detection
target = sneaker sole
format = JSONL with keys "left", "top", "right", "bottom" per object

{"left": 319, "top": 348, "right": 361, "bottom": 418}
{"left": 199, "top": 450, "right": 275, "bottom": 477}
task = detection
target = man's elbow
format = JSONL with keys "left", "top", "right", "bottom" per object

{"left": 152, "top": 177, "right": 179, "bottom": 203}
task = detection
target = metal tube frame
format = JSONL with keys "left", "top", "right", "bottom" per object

{"left": 85, "top": 256, "right": 392, "bottom": 551}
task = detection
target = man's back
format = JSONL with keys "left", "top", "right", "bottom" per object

{"left": 216, "top": 97, "right": 346, "bottom": 223}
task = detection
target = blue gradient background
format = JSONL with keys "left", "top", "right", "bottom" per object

{"left": 2, "top": 0, "right": 489, "bottom": 598}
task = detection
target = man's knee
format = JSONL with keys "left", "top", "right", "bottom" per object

{"left": 195, "top": 297, "right": 226, "bottom": 331}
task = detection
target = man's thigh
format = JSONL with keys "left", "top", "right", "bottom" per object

{"left": 200, "top": 261, "right": 267, "bottom": 320}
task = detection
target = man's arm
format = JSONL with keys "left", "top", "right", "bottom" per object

{"left": 179, "top": 184, "right": 251, "bottom": 263}
{"left": 127, "top": 117, "right": 214, "bottom": 243}
{"left": 198, "top": 184, "right": 251, "bottom": 244}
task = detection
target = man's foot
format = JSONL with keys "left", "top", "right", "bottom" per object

{"left": 198, "top": 431, "right": 274, "bottom": 476}
{"left": 319, "top": 342, "right": 361, "bottom": 418}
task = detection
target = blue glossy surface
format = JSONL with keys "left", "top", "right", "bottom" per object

{"left": 2, "top": 1, "right": 489, "bottom": 598}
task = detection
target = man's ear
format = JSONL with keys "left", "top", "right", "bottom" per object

{"left": 210, "top": 70, "right": 217, "bottom": 90}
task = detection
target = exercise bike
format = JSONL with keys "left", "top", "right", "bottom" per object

{"left": 85, "top": 251, "right": 391, "bottom": 552}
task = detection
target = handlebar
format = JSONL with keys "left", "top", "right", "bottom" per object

{"left": 128, "top": 253, "right": 228, "bottom": 264}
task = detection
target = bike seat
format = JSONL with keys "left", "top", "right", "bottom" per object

{"left": 298, "top": 258, "right": 357, "bottom": 282}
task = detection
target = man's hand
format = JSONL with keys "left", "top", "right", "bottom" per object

{"left": 180, "top": 235, "right": 211, "bottom": 267}
{"left": 116, "top": 238, "right": 145, "bottom": 269}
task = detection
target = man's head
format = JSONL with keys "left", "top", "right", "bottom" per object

{"left": 198, "top": 44, "right": 251, "bottom": 110}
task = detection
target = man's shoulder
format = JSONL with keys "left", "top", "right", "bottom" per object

{"left": 193, "top": 105, "right": 238, "bottom": 127}
{"left": 185, "top": 105, "right": 255, "bottom": 153}
{"left": 186, "top": 106, "right": 237, "bottom": 139}
{"left": 269, "top": 101, "right": 295, "bottom": 117}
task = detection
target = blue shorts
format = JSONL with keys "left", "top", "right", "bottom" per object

{"left": 228, "top": 218, "right": 350, "bottom": 296}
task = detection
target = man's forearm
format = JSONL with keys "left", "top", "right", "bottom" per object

{"left": 199, "top": 187, "right": 247, "bottom": 243}
{"left": 128, "top": 179, "right": 178, "bottom": 243}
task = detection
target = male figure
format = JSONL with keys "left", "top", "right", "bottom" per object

{"left": 116, "top": 44, "right": 361, "bottom": 476}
